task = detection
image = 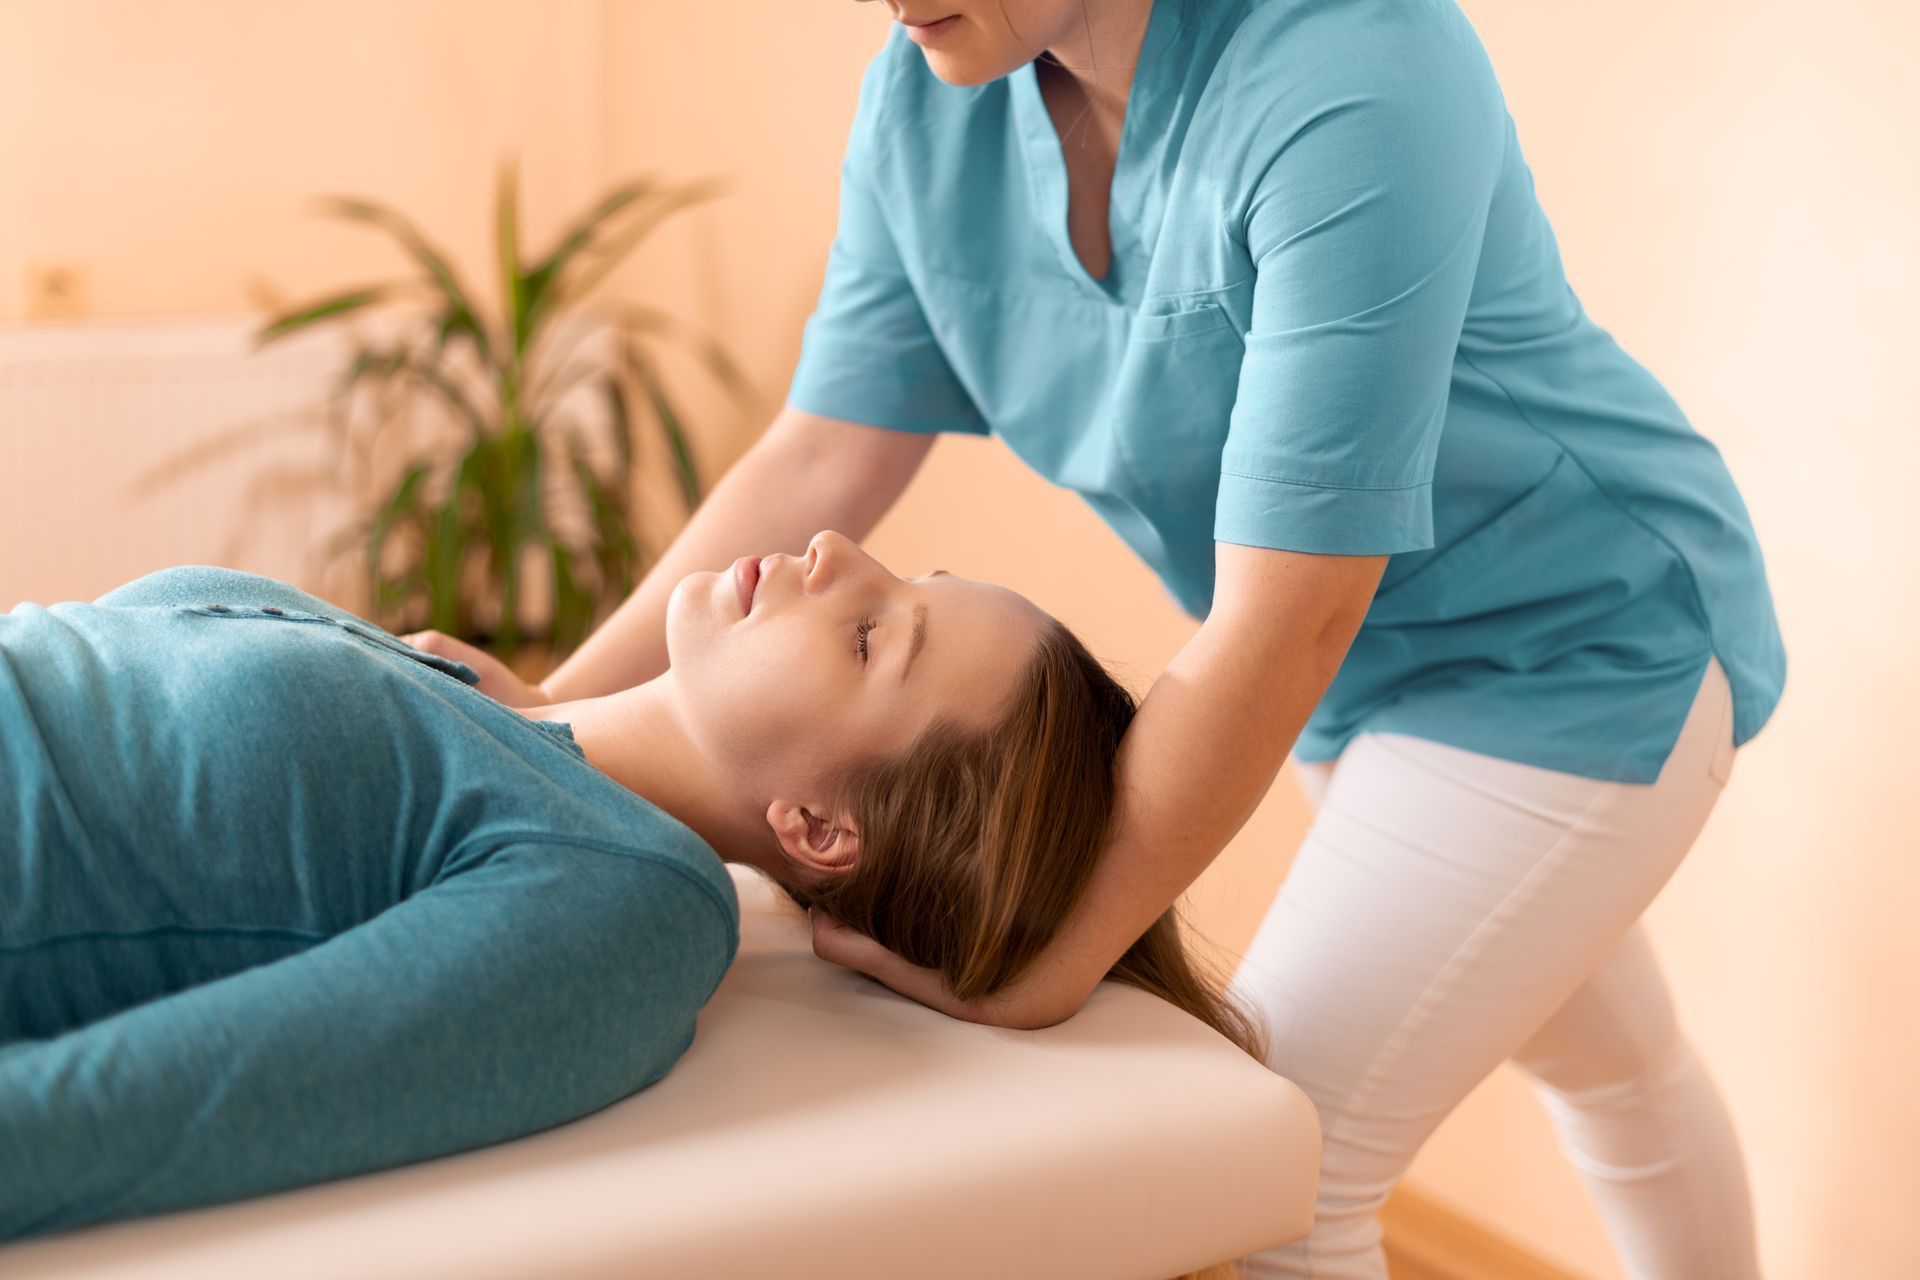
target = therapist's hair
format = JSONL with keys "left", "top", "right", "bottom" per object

{"left": 776, "top": 617, "right": 1268, "bottom": 1063}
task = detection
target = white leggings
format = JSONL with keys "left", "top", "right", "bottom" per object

{"left": 1229, "top": 656, "right": 1763, "bottom": 1279}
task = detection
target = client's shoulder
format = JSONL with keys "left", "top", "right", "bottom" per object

{"left": 476, "top": 827, "right": 743, "bottom": 980}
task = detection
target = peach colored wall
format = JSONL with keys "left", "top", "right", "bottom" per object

{"left": 1391, "top": 7, "right": 1919, "bottom": 1277}
{"left": 0, "top": 0, "right": 626, "bottom": 609}
{"left": 3, "top": 3, "right": 1914, "bottom": 1277}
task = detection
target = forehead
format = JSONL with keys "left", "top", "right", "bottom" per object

{"left": 917, "top": 574, "right": 1046, "bottom": 690}
{"left": 921, "top": 571, "right": 1042, "bottom": 627}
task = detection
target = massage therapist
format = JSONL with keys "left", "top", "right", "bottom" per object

{"left": 417, "top": 4, "right": 1784, "bottom": 1275}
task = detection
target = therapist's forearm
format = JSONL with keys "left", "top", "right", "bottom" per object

{"left": 1014, "top": 598, "right": 1364, "bottom": 1027}
{"left": 539, "top": 418, "right": 914, "bottom": 702}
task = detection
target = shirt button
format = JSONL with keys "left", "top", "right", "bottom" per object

{"left": 262, "top": 607, "right": 284, "bottom": 615}
{"left": 207, "top": 604, "right": 231, "bottom": 612}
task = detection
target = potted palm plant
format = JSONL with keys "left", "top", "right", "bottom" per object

{"left": 243, "top": 155, "right": 758, "bottom": 677}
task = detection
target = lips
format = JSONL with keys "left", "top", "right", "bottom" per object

{"left": 732, "top": 554, "right": 761, "bottom": 616}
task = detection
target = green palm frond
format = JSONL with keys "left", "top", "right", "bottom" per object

{"left": 155, "top": 156, "right": 746, "bottom": 665}
{"left": 520, "top": 174, "right": 665, "bottom": 341}
{"left": 313, "top": 193, "right": 499, "bottom": 373}
{"left": 623, "top": 342, "right": 701, "bottom": 516}
{"left": 253, "top": 282, "right": 423, "bottom": 347}
{"left": 611, "top": 302, "right": 763, "bottom": 410}
{"left": 496, "top": 153, "right": 527, "bottom": 373}
{"left": 552, "top": 176, "right": 731, "bottom": 310}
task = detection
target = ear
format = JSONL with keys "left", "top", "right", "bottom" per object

{"left": 765, "top": 798, "right": 862, "bottom": 880}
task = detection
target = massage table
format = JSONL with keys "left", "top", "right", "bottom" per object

{"left": 0, "top": 865, "right": 1321, "bottom": 1279}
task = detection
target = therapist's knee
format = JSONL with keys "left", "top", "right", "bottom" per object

{"left": 1509, "top": 949, "right": 1684, "bottom": 1098}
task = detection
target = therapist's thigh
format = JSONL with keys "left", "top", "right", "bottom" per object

{"left": 1228, "top": 658, "right": 1733, "bottom": 1275}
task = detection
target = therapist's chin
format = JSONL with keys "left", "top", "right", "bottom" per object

{"left": 922, "top": 59, "right": 1010, "bottom": 89}
{"left": 911, "top": 40, "right": 1015, "bottom": 87}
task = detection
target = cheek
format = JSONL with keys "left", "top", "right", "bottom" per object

{"left": 720, "top": 632, "right": 847, "bottom": 747}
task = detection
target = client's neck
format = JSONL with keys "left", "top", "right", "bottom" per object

{"left": 529, "top": 679, "right": 784, "bottom": 878}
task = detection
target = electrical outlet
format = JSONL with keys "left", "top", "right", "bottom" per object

{"left": 26, "top": 262, "right": 92, "bottom": 320}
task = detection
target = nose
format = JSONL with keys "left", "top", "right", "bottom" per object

{"left": 802, "top": 529, "right": 870, "bottom": 590}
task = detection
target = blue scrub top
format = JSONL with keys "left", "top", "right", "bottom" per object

{"left": 785, "top": 0, "right": 1786, "bottom": 784}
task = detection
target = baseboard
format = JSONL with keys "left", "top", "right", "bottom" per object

{"left": 1379, "top": 1183, "right": 1593, "bottom": 1280}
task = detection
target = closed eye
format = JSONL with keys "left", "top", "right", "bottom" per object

{"left": 857, "top": 568, "right": 948, "bottom": 671}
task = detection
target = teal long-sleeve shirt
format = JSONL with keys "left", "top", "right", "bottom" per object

{"left": 0, "top": 565, "right": 740, "bottom": 1242}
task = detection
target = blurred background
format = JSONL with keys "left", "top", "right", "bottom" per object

{"left": 2, "top": 2, "right": 1914, "bottom": 1276}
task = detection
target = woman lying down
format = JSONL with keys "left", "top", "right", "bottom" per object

{"left": 0, "top": 530, "right": 1262, "bottom": 1242}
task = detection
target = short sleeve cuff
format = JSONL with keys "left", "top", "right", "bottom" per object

{"left": 1213, "top": 468, "right": 1434, "bottom": 555}
{"left": 785, "top": 309, "right": 990, "bottom": 437}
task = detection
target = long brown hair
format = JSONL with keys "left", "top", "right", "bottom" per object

{"left": 776, "top": 616, "right": 1267, "bottom": 1280}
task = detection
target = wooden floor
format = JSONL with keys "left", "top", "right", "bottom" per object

{"left": 1379, "top": 1183, "right": 1594, "bottom": 1280}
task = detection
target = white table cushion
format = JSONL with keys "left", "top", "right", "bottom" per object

{"left": 2, "top": 865, "right": 1321, "bottom": 1279}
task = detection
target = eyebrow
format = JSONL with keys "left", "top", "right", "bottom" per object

{"left": 900, "top": 568, "right": 950, "bottom": 683}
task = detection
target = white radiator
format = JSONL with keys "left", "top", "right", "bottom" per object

{"left": 0, "top": 314, "right": 362, "bottom": 611}
{"left": 0, "top": 312, "right": 619, "bottom": 615}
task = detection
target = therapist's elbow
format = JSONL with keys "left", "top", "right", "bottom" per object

{"left": 1212, "top": 545, "right": 1388, "bottom": 650}
{"left": 1314, "top": 571, "right": 1384, "bottom": 655}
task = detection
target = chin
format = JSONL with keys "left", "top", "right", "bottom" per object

{"left": 660, "top": 571, "right": 712, "bottom": 667}
{"left": 920, "top": 51, "right": 1018, "bottom": 88}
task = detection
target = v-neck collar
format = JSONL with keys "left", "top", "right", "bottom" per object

{"left": 1009, "top": 0, "right": 1185, "bottom": 307}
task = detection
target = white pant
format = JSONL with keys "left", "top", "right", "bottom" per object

{"left": 1229, "top": 655, "right": 1763, "bottom": 1279}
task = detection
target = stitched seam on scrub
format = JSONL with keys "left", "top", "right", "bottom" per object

{"left": 1219, "top": 468, "right": 1434, "bottom": 494}
{"left": 1454, "top": 348, "right": 1726, "bottom": 704}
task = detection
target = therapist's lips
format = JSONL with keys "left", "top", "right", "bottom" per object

{"left": 901, "top": 14, "right": 961, "bottom": 42}
{"left": 731, "top": 554, "right": 762, "bottom": 617}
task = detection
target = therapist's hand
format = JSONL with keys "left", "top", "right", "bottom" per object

{"left": 806, "top": 907, "right": 1082, "bottom": 1031}
{"left": 399, "top": 630, "right": 555, "bottom": 709}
